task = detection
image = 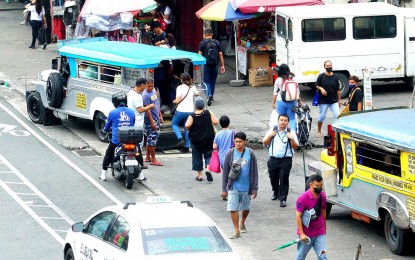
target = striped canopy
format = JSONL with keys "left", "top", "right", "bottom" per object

{"left": 196, "top": 0, "right": 254, "bottom": 21}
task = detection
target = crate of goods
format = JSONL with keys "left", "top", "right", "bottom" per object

{"left": 249, "top": 68, "right": 273, "bottom": 87}
{"left": 117, "top": 126, "right": 144, "bottom": 144}
{"left": 248, "top": 52, "right": 269, "bottom": 69}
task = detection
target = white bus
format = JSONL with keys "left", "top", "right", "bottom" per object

{"left": 274, "top": 2, "right": 415, "bottom": 98}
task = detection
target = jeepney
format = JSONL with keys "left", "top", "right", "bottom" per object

{"left": 26, "top": 37, "right": 206, "bottom": 142}
{"left": 308, "top": 108, "right": 415, "bottom": 255}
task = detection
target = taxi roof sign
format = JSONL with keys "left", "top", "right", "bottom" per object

{"left": 146, "top": 196, "right": 171, "bottom": 204}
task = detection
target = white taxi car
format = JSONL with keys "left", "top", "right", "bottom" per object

{"left": 63, "top": 196, "right": 240, "bottom": 260}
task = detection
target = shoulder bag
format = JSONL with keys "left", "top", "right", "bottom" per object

{"left": 339, "top": 88, "right": 359, "bottom": 117}
{"left": 229, "top": 148, "right": 246, "bottom": 180}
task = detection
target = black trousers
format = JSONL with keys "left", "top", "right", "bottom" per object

{"left": 102, "top": 142, "right": 144, "bottom": 171}
{"left": 30, "top": 20, "right": 42, "bottom": 47}
{"left": 267, "top": 156, "right": 293, "bottom": 201}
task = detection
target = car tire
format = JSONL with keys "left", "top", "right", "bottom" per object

{"left": 46, "top": 72, "right": 64, "bottom": 108}
{"left": 27, "top": 92, "right": 45, "bottom": 124}
{"left": 94, "top": 111, "right": 109, "bottom": 143}
{"left": 65, "top": 248, "right": 74, "bottom": 260}
{"left": 336, "top": 73, "right": 350, "bottom": 99}
{"left": 384, "top": 212, "right": 410, "bottom": 255}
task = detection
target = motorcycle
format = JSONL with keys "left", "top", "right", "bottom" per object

{"left": 111, "top": 126, "right": 143, "bottom": 189}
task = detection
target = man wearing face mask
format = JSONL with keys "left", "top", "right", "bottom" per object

{"left": 342, "top": 75, "right": 363, "bottom": 112}
{"left": 315, "top": 60, "right": 340, "bottom": 137}
{"left": 295, "top": 174, "right": 327, "bottom": 260}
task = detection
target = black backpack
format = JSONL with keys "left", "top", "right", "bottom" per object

{"left": 203, "top": 39, "right": 219, "bottom": 66}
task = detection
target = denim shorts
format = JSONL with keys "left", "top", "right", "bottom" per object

{"left": 227, "top": 190, "right": 251, "bottom": 211}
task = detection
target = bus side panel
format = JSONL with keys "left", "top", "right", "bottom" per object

{"left": 405, "top": 16, "right": 415, "bottom": 77}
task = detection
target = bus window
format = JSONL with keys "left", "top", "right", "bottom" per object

{"left": 355, "top": 143, "right": 401, "bottom": 177}
{"left": 353, "top": 15, "right": 396, "bottom": 40}
{"left": 277, "top": 15, "right": 287, "bottom": 38}
{"left": 301, "top": 18, "right": 345, "bottom": 42}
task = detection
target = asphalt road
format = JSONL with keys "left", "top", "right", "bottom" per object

{"left": 1, "top": 2, "right": 415, "bottom": 260}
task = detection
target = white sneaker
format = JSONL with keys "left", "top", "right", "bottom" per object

{"left": 99, "top": 170, "right": 107, "bottom": 181}
{"left": 138, "top": 171, "right": 146, "bottom": 181}
{"left": 20, "top": 21, "right": 26, "bottom": 25}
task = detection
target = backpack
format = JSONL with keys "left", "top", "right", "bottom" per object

{"left": 203, "top": 39, "right": 219, "bottom": 66}
{"left": 280, "top": 78, "right": 300, "bottom": 102}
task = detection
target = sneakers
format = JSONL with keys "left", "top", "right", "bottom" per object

{"left": 99, "top": 170, "right": 107, "bottom": 181}
{"left": 205, "top": 171, "right": 213, "bottom": 182}
{"left": 180, "top": 147, "right": 190, "bottom": 153}
{"left": 280, "top": 200, "right": 287, "bottom": 207}
{"left": 138, "top": 171, "right": 146, "bottom": 181}
{"left": 229, "top": 232, "right": 240, "bottom": 239}
{"left": 207, "top": 96, "right": 214, "bottom": 106}
{"left": 240, "top": 223, "right": 247, "bottom": 233}
{"left": 176, "top": 138, "right": 185, "bottom": 148}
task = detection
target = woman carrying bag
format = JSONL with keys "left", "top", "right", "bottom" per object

{"left": 171, "top": 73, "right": 199, "bottom": 153}
{"left": 342, "top": 75, "right": 363, "bottom": 112}
{"left": 26, "top": 0, "right": 47, "bottom": 49}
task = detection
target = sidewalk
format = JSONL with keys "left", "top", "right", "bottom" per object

{"left": 0, "top": 3, "right": 327, "bottom": 156}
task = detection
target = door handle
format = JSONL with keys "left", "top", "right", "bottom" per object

{"left": 94, "top": 248, "right": 98, "bottom": 252}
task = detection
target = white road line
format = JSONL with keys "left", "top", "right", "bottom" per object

{"left": 0, "top": 155, "right": 73, "bottom": 224}
{"left": 4, "top": 181, "right": 25, "bottom": 184}
{"left": 0, "top": 179, "right": 65, "bottom": 246}
{"left": 28, "top": 205, "right": 51, "bottom": 208}
{"left": 0, "top": 102, "right": 121, "bottom": 205}
{"left": 15, "top": 193, "right": 38, "bottom": 195}
{"left": 40, "top": 217, "right": 65, "bottom": 220}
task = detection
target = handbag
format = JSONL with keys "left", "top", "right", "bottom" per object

{"left": 208, "top": 150, "right": 221, "bottom": 174}
{"left": 229, "top": 148, "right": 246, "bottom": 180}
{"left": 339, "top": 88, "right": 359, "bottom": 117}
{"left": 312, "top": 91, "right": 319, "bottom": 106}
{"left": 171, "top": 86, "right": 191, "bottom": 115}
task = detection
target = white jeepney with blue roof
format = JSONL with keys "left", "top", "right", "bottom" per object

{"left": 26, "top": 38, "right": 206, "bottom": 142}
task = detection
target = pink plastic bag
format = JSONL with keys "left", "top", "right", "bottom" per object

{"left": 208, "top": 150, "right": 221, "bottom": 174}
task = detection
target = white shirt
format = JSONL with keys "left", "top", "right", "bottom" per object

{"left": 163, "top": 6, "right": 172, "bottom": 24}
{"left": 176, "top": 84, "right": 198, "bottom": 113}
{"left": 28, "top": 6, "right": 45, "bottom": 21}
{"left": 273, "top": 77, "right": 283, "bottom": 101}
{"left": 267, "top": 127, "right": 298, "bottom": 158}
{"left": 127, "top": 89, "right": 144, "bottom": 128}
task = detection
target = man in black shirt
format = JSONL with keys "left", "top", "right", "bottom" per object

{"left": 151, "top": 21, "right": 167, "bottom": 46}
{"left": 315, "top": 60, "right": 341, "bottom": 137}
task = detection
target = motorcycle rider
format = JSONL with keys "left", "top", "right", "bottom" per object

{"left": 100, "top": 91, "right": 145, "bottom": 181}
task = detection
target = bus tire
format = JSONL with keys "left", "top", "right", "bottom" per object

{"left": 27, "top": 92, "right": 44, "bottom": 124}
{"left": 94, "top": 111, "right": 109, "bottom": 143}
{"left": 46, "top": 72, "right": 64, "bottom": 108}
{"left": 384, "top": 212, "right": 410, "bottom": 255}
{"left": 336, "top": 73, "right": 350, "bottom": 99}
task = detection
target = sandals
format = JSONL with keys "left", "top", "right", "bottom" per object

{"left": 205, "top": 171, "right": 213, "bottom": 182}
{"left": 150, "top": 162, "right": 163, "bottom": 166}
{"left": 195, "top": 176, "right": 203, "bottom": 181}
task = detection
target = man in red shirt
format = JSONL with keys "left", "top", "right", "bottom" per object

{"left": 295, "top": 174, "right": 327, "bottom": 260}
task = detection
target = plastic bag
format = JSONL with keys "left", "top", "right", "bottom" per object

{"left": 312, "top": 92, "right": 319, "bottom": 106}
{"left": 208, "top": 150, "right": 221, "bottom": 174}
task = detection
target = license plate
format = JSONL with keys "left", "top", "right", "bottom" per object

{"left": 125, "top": 160, "right": 138, "bottom": 166}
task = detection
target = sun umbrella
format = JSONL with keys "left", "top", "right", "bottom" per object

{"left": 80, "top": 0, "right": 157, "bottom": 17}
{"left": 230, "top": 0, "right": 323, "bottom": 14}
{"left": 196, "top": 0, "right": 253, "bottom": 21}
{"left": 274, "top": 237, "right": 310, "bottom": 251}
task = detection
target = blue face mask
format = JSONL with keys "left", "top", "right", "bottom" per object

{"left": 349, "top": 84, "right": 356, "bottom": 88}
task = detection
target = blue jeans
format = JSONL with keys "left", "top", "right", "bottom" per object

{"left": 204, "top": 65, "right": 219, "bottom": 97}
{"left": 191, "top": 143, "right": 212, "bottom": 171}
{"left": 172, "top": 111, "right": 192, "bottom": 148}
{"left": 318, "top": 103, "right": 340, "bottom": 122}
{"left": 276, "top": 100, "right": 297, "bottom": 131}
{"left": 296, "top": 235, "right": 327, "bottom": 260}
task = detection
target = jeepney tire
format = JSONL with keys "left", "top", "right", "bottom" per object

{"left": 27, "top": 92, "right": 44, "bottom": 124}
{"left": 384, "top": 212, "right": 410, "bottom": 255}
{"left": 336, "top": 73, "right": 350, "bottom": 99}
{"left": 326, "top": 202, "right": 333, "bottom": 218}
{"left": 64, "top": 248, "right": 74, "bottom": 260}
{"left": 46, "top": 72, "right": 64, "bottom": 108}
{"left": 94, "top": 111, "right": 109, "bottom": 143}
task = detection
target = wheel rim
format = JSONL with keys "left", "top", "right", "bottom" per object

{"left": 30, "top": 100, "right": 40, "bottom": 118}
{"left": 46, "top": 80, "right": 52, "bottom": 102}
{"left": 339, "top": 79, "right": 345, "bottom": 93}
{"left": 388, "top": 219, "right": 398, "bottom": 243}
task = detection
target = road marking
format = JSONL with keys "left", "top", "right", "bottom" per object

{"left": 0, "top": 155, "right": 74, "bottom": 246}
{"left": 0, "top": 123, "right": 31, "bottom": 136}
{"left": 0, "top": 102, "right": 121, "bottom": 205}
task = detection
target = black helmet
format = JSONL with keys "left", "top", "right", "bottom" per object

{"left": 112, "top": 91, "right": 127, "bottom": 108}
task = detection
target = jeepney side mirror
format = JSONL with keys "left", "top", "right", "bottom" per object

{"left": 52, "top": 58, "right": 58, "bottom": 70}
